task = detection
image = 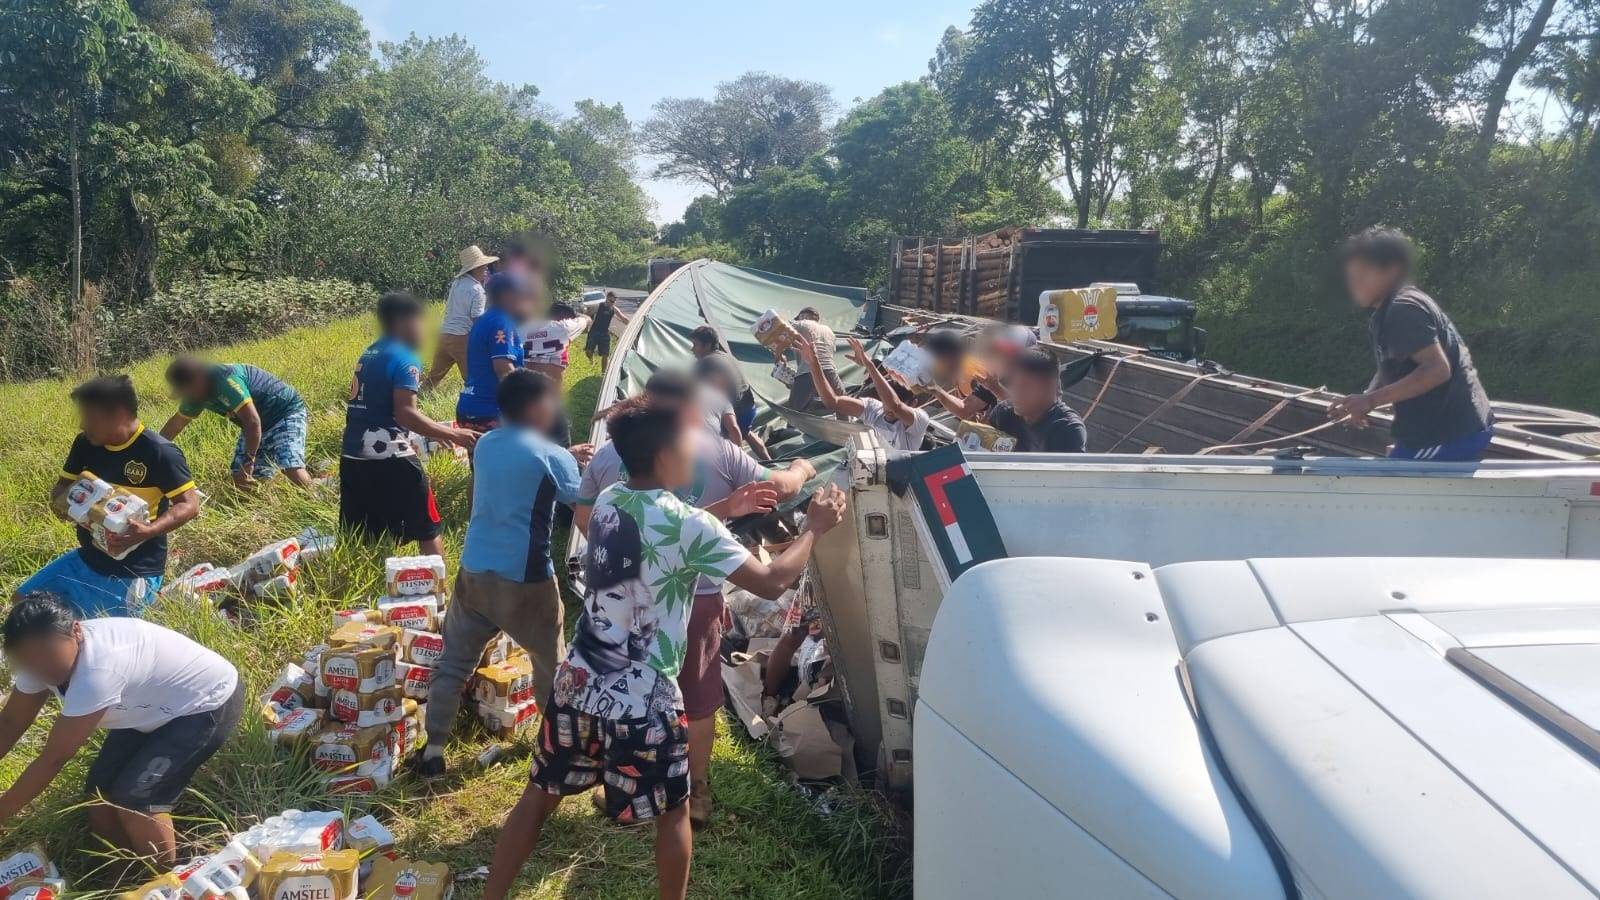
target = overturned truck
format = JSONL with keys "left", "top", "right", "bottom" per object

{"left": 584, "top": 260, "right": 1600, "bottom": 896}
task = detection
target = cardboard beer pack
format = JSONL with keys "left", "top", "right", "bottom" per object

{"left": 385, "top": 556, "right": 445, "bottom": 597}
{"left": 377, "top": 595, "right": 440, "bottom": 631}
{"left": 473, "top": 656, "right": 533, "bottom": 707}
{"left": 322, "top": 644, "right": 396, "bottom": 695}
{"left": 54, "top": 475, "right": 151, "bottom": 560}
{"left": 267, "top": 707, "right": 324, "bottom": 746}
{"left": 330, "top": 684, "right": 402, "bottom": 728}
{"left": 955, "top": 420, "right": 1017, "bottom": 453}
{"left": 328, "top": 622, "right": 400, "bottom": 651}
{"left": 5, "top": 880, "right": 65, "bottom": 900}
{"left": 256, "top": 851, "right": 360, "bottom": 900}
{"left": 332, "top": 608, "right": 383, "bottom": 628}
{"left": 752, "top": 309, "right": 801, "bottom": 353}
{"left": 396, "top": 661, "right": 432, "bottom": 701}
{"left": 347, "top": 816, "right": 397, "bottom": 860}
{"left": 163, "top": 563, "right": 240, "bottom": 603}
{"left": 881, "top": 341, "right": 935, "bottom": 392}
{"left": 477, "top": 699, "right": 537, "bottom": 740}
{"left": 478, "top": 632, "right": 515, "bottom": 666}
{"left": 400, "top": 629, "right": 445, "bottom": 667}
{"left": 118, "top": 873, "right": 181, "bottom": 900}
{"left": 0, "top": 848, "right": 56, "bottom": 898}
{"left": 265, "top": 663, "right": 316, "bottom": 714}
{"left": 1035, "top": 285, "right": 1118, "bottom": 344}
{"left": 394, "top": 702, "right": 426, "bottom": 756}
{"left": 326, "top": 756, "right": 392, "bottom": 795}
{"left": 312, "top": 722, "right": 396, "bottom": 776}
{"left": 362, "top": 859, "right": 453, "bottom": 900}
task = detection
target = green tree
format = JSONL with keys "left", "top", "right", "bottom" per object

{"left": 947, "top": 0, "right": 1160, "bottom": 227}
{"left": 640, "top": 71, "right": 835, "bottom": 197}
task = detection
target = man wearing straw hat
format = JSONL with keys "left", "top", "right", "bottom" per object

{"left": 424, "top": 245, "right": 498, "bottom": 390}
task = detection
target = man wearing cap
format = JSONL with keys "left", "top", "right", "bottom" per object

{"left": 424, "top": 245, "right": 498, "bottom": 390}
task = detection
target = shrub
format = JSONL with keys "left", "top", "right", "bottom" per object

{"left": 0, "top": 276, "right": 375, "bottom": 382}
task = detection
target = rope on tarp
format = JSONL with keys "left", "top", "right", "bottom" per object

{"left": 1195, "top": 386, "right": 1326, "bottom": 455}
{"left": 1081, "top": 355, "right": 1125, "bottom": 421}
{"left": 1105, "top": 372, "right": 1215, "bottom": 452}
{"left": 1197, "top": 416, "right": 1352, "bottom": 455}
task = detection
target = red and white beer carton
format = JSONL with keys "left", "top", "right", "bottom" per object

{"left": 384, "top": 555, "right": 445, "bottom": 597}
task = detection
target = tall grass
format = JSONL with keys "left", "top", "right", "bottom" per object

{"left": 0, "top": 313, "right": 907, "bottom": 898}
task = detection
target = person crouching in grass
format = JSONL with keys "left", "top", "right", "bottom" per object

{"left": 20, "top": 375, "right": 199, "bottom": 618}
{"left": 0, "top": 593, "right": 243, "bottom": 866}
{"left": 481, "top": 400, "right": 848, "bottom": 900}
{"left": 160, "top": 356, "right": 313, "bottom": 488}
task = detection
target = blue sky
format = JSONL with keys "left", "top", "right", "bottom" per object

{"left": 347, "top": 0, "right": 974, "bottom": 224}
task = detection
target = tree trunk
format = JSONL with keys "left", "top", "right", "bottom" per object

{"left": 121, "top": 191, "right": 159, "bottom": 302}
{"left": 1475, "top": 0, "right": 1559, "bottom": 163}
{"left": 68, "top": 101, "right": 91, "bottom": 375}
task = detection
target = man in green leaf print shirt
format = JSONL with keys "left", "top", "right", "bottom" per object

{"left": 482, "top": 399, "right": 848, "bottom": 900}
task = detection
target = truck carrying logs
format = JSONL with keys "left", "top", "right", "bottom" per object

{"left": 887, "top": 227, "right": 1161, "bottom": 324}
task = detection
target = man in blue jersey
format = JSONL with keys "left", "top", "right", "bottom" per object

{"left": 456, "top": 272, "right": 537, "bottom": 436}
{"left": 412, "top": 369, "right": 581, "bottom": 777}
{"left": 340, "top": 293, "right": 479, "bottom": 556}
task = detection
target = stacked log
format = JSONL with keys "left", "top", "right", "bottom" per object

{"left": 890, "top": 227, "right": 1023, "bottom": 315}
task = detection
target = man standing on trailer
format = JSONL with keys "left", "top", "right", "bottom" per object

{"left": 1330, "top": 226, "right": 1494, "bottom": 461}
{"left": 988, "top": 350, "right": 1088, "bottom": 453}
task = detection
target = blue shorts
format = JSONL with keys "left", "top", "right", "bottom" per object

{"left": 17, "top": 549, "right": 162, "bottom": 617}
{"left": 235, "top": 407, "right": 308, "bottom": 477}
{"left": 1389, "top": 426, "right": 1494, "bottom": 462}
{"left": 734, "top": 392, "right": 758, "bottom": 434}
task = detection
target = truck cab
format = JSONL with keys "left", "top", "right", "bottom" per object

{"left": 1091, "top": 281, "right": 1208, "bottom": 361}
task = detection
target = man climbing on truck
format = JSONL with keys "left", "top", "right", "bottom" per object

{"left": 1329, "top": 226, "right": 1494, "bottom": 461}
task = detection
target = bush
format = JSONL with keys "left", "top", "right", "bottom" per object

{"left": 0, "top": 276, "right": 374, "bottom": 382}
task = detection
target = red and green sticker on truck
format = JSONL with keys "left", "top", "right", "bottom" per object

{"left": 893, "top": 443, "right": 1009, "bottom": 582}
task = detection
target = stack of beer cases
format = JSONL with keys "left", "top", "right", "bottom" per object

{"left": 261, "top": 554, "right": 448, "bottom": 795}
{"left": 471, "top": 639, "right": 538, "bottom": 740}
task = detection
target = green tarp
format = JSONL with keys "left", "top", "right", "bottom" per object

{"left": 603, "top": 260, "right": 887, "bottom": 499}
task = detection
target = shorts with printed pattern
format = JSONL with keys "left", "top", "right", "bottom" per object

{"left": 527, "top": 700, "right": 691, "bottom": 822}
{"left": 233, "top": 407, "right": 308, "bottom": 477}
{"left": 84, "top": 680, "right": 244, "bottom": 813}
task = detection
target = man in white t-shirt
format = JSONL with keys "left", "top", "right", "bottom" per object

{"left": 424, "top": 245, "right": 497, "bottom": 389}
{"left": 0, "top": 593, "right": 242, "bottom": 865}
{"left": 523, "top": 301, "right": 593, "bottom": 447}
{"left": 797, "top": 336, "right": 930, "bottom": 451}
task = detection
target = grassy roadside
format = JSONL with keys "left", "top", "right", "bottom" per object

{"left": 0, "top": 312, "right": 907, "bottom": 898}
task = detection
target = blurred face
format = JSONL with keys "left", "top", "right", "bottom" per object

{"left": 691, "top": 339, "right": 714, "bottom": 359}
{"left": 171, "top": 373, "right": 208, "bottom": 405}
{"left": 8, "top": 626, "right": 80, "bottom": 687}
{"left": 78, "top": 403, "right": 132, "bottom": 446}
{"left": 390, "top": 313, "right": 425, "bottom": 349}
{"left": 504, "top": 285, "right": 538, "bottom": 322}
{"left": 469, "top": 264, "right": 490, "bottom": 283}
{"left": 654, "top": 423, "right": 697, "bottom": 490}
{"left": 1010, "top": 370, "right": 1058, "bottom": 420}
{"left": 507, "top": 393, "right": 555, "bottom": 431}
{"left": 1344, "top": 259, "right": 1400, "bottom": 309}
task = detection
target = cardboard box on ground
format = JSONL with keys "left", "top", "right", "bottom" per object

{"left": 162, "top": 528, "right": 337, "bottom": 605}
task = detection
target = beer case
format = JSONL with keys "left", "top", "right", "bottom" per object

{"left": 117, "top": 873, "right": 181, "bottom": 900}
{"left": 752, "top": 309, "right": 801, "bottom": 353}
{"left": 399, "top": 629, "right": 445, "bottom": 667}
{"left": 266, "top": 707, "right": 324, "bottom": 745}
{"left": 384, "top": 556, "right": 445, "bottom": 597}
{"left": 322, "top": 644, "right": 396, "bottom": 695}
{"left": 882, "top": 341, "right": 935, "bottom": 392}
{"left": 329, "top": 684, "right": 403, "bottom": 728}
{"left": 327, "top": 622, "right": 400, "bottom": 651}
{"left": 477, "top": 699, "right": 537, "bottom": 740}
{"left": 346, "top": 815, "right": 396, "bottom": 860}
{"left": 472, "top": 656, "right": 533, "bottom": 707}
{"left": 362, "top": 858, "right": 453, "bottom": 900}
{"left": 954, "top": 420, "right": 1017, "bottom": 453}
{"left": 332, "top": 608, "right": 383, "bottom": 628}
{"left": 0, "top": 847, "right": 56, "bottom": 898}
{"left": 396, "top": 661, "right": 432, "bottom": 700}
{"left": 377, "top": 595, "right": 440, "bottom": 631}
{"left": 256, "top": 851, "right": 360, "bottom": 900}
{"left": 1035, "top": 285, "right": 1118, "bottom": 344}
{"left": 312, "top": 722, "right": 396, "bottom": 776}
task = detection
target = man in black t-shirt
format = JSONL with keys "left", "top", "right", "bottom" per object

{"left": 19, "top": 376, "right": 200, "bottom": 617}
{"left": 987, "top": 350, "right": 1088, "bottom": 453}
{"left": 1329, "top": 227, "right": 1494, "bottom": 461}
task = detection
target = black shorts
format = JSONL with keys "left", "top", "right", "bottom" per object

{"left": 528, "top": 701, "right": 690, "bottom": 823}
{"left": 339, "top": 455, "right": 442, "bottom": 543}
{"left": 585, "top": 333, "right": 611, "bottom": 356}
{"left": 85, "top": 681, "right": 244, "bottom": 813}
